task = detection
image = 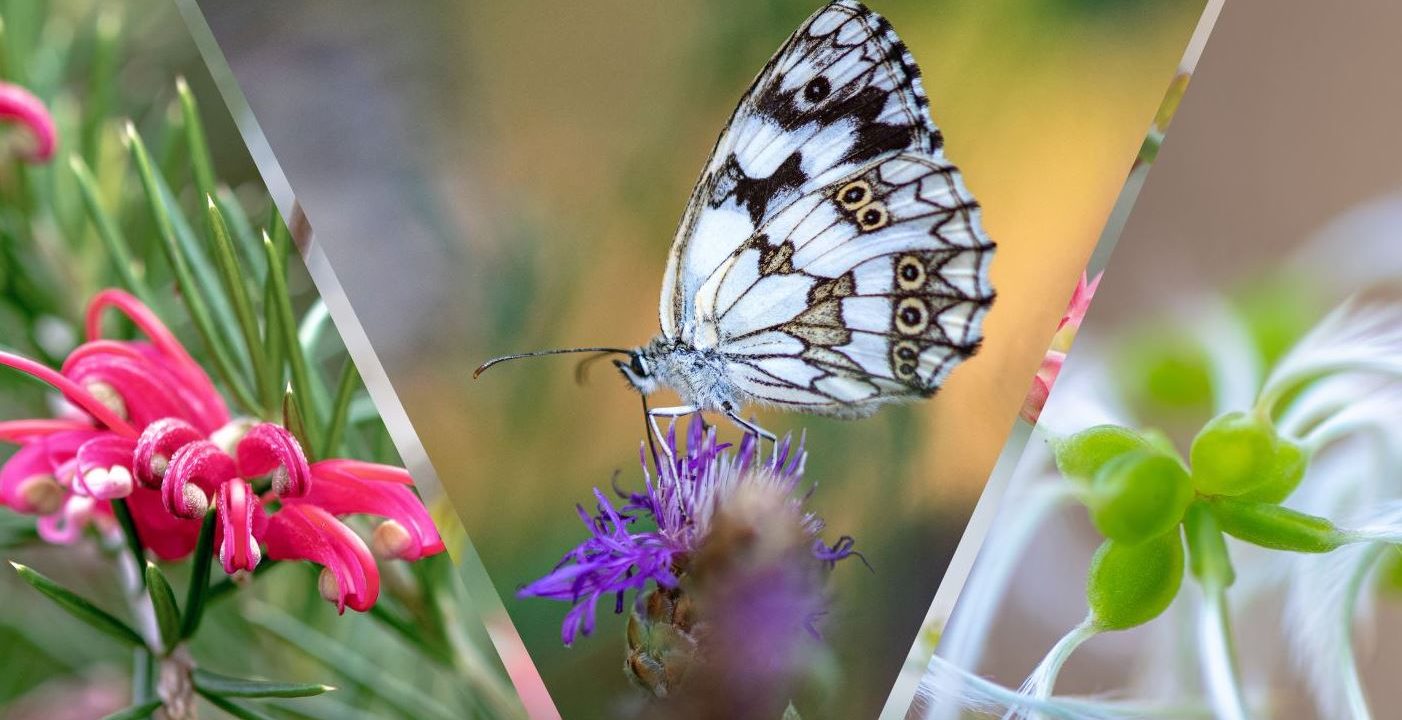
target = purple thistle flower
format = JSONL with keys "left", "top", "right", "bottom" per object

{"left": 519, "top": 416, "right": 856, "bottom": 646}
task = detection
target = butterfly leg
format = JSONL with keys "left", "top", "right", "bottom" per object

{"left": 723, "top": 405, "right": 777, "bottom": 463}
{"left": 646, "top": 404, "right": 700, "bottom": 464}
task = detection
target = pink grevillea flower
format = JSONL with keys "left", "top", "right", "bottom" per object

{"left": 0, "top": 290, "right": 445, "bottom": 611}
{"left": 1021, "top": 272, "right": 1101, "bottom": 425}
{"left": 0, "top": 82, "right": 56, "bottom": 163}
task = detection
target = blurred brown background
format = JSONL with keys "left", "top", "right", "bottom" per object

{"left": 195, "top": 0, "right": 1207, "bottom": 716}
{"left": 968, "top": 0, "right": 1402, "bottom": 717}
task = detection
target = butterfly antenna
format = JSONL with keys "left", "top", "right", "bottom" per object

{"left": 573, "top": 352, "right": 616, "bottom": 386}
{"left": 473, "top": 347, "right": 632, "bottom": 379}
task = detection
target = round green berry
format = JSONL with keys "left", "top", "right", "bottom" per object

{"left": 1087, "top": 532, "right": 1184, "bottom": 631}
{"left": 1054, "top": 425, "right": 1152, "bottom": 484}
{"left": 1238, "top": 437, "right": 1309, "bottom": 504}
{"left": 1086, "top": 450, "right": 1193, "bottom": 544}
{"left": 1189, "top": 411, "right": 1277, "bottom": 496}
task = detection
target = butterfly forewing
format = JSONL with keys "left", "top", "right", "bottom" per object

{"left": 659, "top": 0, "right": 994, "bottom": 417}
{"left": 660, "top": 0, "right": 941, "bottom": 343}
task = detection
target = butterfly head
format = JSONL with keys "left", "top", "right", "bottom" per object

{"left": 615, "top": 344, "right": 663, "bottom": 395}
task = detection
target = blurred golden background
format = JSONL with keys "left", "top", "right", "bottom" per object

{"left": 201, "top": 0, "right": 1207, "bottom": 715}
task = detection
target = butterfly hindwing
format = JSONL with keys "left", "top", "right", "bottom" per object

{"left": 660, "top": 0, "right": 939, "bottom": 343}
{"left": 701, "top": 152, "right": 994, "bottom": 415}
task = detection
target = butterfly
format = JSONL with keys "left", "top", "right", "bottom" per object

{"left": 477, "top": 0, "right": 995, "bottom": 446}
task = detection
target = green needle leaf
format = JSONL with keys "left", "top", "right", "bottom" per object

{"left": 69, "top": 155, "right": 154, "bottom": 305}
{"left": 124, "top": 122, "right": 259, "bottom": 414}
{"left": 144, "top": 562, "right": 181, "bottom": 653}
{"left": 180, "top": 512, "right": 218, "bottom": 639}
{"left": 176, "top": 77, "right": 216, "bottom": 202}
{"left": 11, "top": 561, "right": 146, "bottom": 647}
{"left": 196, "top": 690, "right": 280, "bottom": 720}
{"left": 263, "top": 232, "right": 322, "bottom": 454}
{"left": 193, "top": 669, "right": 334, "bottom": 699}
{"left": 110, "top": 499, "right": 147, "bottom": 586}
{"left": 207, "top": 197, "right": 268, "bottom": 411}
{"left": 321, "top": 359, "right": 359, "bottom": 458}
{"left": 99, "top": 699, "right": 163, "bottom": 720}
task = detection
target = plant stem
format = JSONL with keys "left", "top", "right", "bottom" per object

{"left": 1197, "top": 583, "right": 1249, "bottom": 720}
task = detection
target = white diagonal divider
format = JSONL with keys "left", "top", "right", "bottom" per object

{"left": 878, "top": 0, "right": 1228, "bottom": 716}
{"left": 171, "top": 2, "right": 558, "bottom": 717}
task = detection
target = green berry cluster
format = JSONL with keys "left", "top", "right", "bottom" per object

{"left": 1054, "top": 412, "right": 1341, "bottom": 632}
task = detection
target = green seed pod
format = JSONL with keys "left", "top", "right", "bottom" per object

{"left": 1086, "top": 531, "right": 1184, "bottom": 631}
{"left": 1086, "top": 450, "right": 1194, "bottom": 544}
{"left": 1182, "top": 502, "right": 1235, "bottom": 588}
{"left": 1053, "top": 425, "right": 1152, "bottom": 484}
{"left": 1189, "top": 411, "right": 1278, "bottom": 496}
{"left": 1206, "top": 496, "right": 1347, "bottom": 553}
{"left": 1238, "top": 437, "right": 1309, "bottom": 504}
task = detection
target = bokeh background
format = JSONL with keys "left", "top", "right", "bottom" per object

{"left": 950, "top": 0, "right": 1402, "bottom": 717}
{"left": 198, "top": 0, "right": 1208, "bottom": 716}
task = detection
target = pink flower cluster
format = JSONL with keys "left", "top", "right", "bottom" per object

{"left": 0, "top": 290, "right": 444, "bottom": 611}
{"left": 1021, "top": 271, "right": 1101, "bottom": 425}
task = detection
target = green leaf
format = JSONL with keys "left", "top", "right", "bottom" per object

{"left": 196, "top": 690, "right": 280, "bottom": 720}
{"left": 207, "top": 197, "right": 268, "bottom": 412}
{"left": 11, "top": 562, "right": 146, "bottom": 647}
{"left": 124, "top": 122, "right": 258, "bottom": 414}
{"left": 144, "top": 562, "right": 181, "bottom": 653}
{"left": 193, "top": 669, "right": 333, "bottom": 699}
{"left": 110, "top": 499, "right": 146, "bottom": 586}
{"left": 263, "top": 233, "right": 322, "bottom": 454}
{"left": 181, "top": 512, "right": 218, "bottom": 639}
{"left": 176, "top": 77, "right": 216, "bottom": 202}
{"left": 69, "top": 155, "right": 154, "bottom": 305}
{"left": 99, "top": 699, "right": 163, "bottom": 720}
{"left": 320, "top": 360, "right": 359, "bottom": 458}
{"left": 247, "top": 602, "right": 460, "bottom": 720}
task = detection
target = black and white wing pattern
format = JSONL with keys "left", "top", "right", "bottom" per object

{"left": 661, "top": 0, "right": 994, "bottom": 416}
{"left": 660, "top": 0, "right": 942, "bottom": 342}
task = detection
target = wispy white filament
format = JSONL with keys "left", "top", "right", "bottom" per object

{"left": 1285, "top": 541, "right": 1383, "bottom": 720}
{"left": 1185, "top": 298, "right": 1262, "bottom": 415}
{"left": 917, "top": 656, "right": 1205, "bottom": 720}
{"left": 1261, "top": 301, "right": 1402, "bottom": 414}
{"left": 1197, "top": 586, "right": 1250, "bottom": 720}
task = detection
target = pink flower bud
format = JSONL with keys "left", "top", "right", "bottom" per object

{"left": 0, "top": 82, "right": 56, "bottom": 163}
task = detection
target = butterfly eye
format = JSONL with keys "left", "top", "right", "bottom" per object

{"left": 804, "top": 76, "right": 831, "bottom": 102}
{"left": 856, "top": 202, "right": 889, "bottom": 232}
{"left": 837, "top": 180, "right": 871, "bottom": 210}
{"left": 630, "top": 355, "right": 649, "bottom": 377}
{"left": 895, "top": 297, "right": 930, "bottom": 335}
{"left": 896, "top": 254, "right": 926, "bottom": 291}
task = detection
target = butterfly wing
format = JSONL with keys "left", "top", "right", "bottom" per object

{"left": 700, "top": 152, "right": 994, "bottom": 416}
{"left": 659, "top": 0, "right": 941, "bottom": 343}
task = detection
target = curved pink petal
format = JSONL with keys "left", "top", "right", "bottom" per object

{"left": 162, "top": 440, "right": 235, "bottom": 519}
{"left": 311, "top": 459, "right": 415, "bottom": 485}
{"left": 73, "top": 436, "right": 136, "bottom": 500}
{"left": 0, "top": 350, "right": 136, "bottom": 437}
{"left": 134, "top": 418, "right": 203, "bottom": 488}
{"left": 297, "top": 461, "right": 445, "bottom": 560}
{"left": 264, "top": 504, "right": 379, "bottom": 613}
{"left": 1, "top": 442, "right": 63, "bottom": 513}
{"left": 0, "top": 82, "right": 56, "bottom": 162}
{"left": 84, "top": 290, "right": 228, "bottom": 427}
{"left": 216, "top": 480, "right": 262, "bottom": 574}
{"left": 37, "top": 495, "right": 96, "bottom": 545}
{"left": 125, "top": 486, "right": 202, "bottom": 561}
{"left": 1020, "top": 351, "right": 1065, "bottom": 425}
{"left": 63, "top": 342, "right": 225, "bottom": 434}
{"left": 236, "top": 423, "right": 311, "bottom": 498}
{"left": 0, "top": 419, "right": 94, "bottom": 444}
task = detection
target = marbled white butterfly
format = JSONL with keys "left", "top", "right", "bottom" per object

{"left": 478, "top": 0, "right": 995, "bottom": 443}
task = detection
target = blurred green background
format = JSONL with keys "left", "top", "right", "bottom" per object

{"left": 0, "top": 2, "right": 518, "bottom": 718}
{"left": 199, "top": 0, "right": 1208, "bottom": 716}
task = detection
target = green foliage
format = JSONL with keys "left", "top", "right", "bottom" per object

{"left": 10, "top": 562, "right": 145, "bottom": 647}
